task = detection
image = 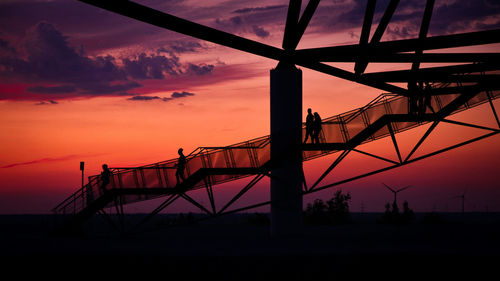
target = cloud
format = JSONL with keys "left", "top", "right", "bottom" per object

{"left": 127, "top": 95, "right": 162, "bottom": 101}
{"left": 185, "top": 63, "right": 214, "bottom": 76}
{"left": 252, "top": 25, "right": 270, "bottom": 38}
{"left": 315, "top": 0, "right": 500, "bottom": 39}
{"left": 232, "top": 5, "right": 287, "bottom": 14}
{"left": 34, "top": 100, "right": 58, "bottom": 105}
{"left": 123, "top": 53, "right": 182, "bottom": 79}
{"left": 157, "top": 41, "right": 204, "bottom": 54}
{"left": 0, "top": 22, "right": 216, "bottom": 100}
{"left": 127, "top": 91, "right": 195, "bottom": 102}
{"left": 1, "top": 154, "right": 80, "bottom": 168}
{"left": 171, "top": 91, "right": 195, "bottom": 98}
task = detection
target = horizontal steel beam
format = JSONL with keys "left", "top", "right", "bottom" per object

{"left": 372, "top": 74, "right": 500, "bottom": 83}
{"left": 319, "top": 53, "right": 500, "bottom": 63}
{"left": 362, "top": 63, "right": 500, "bottom": 81}
{"left": 296, "top": 29, "right": 500, "bottom": 61}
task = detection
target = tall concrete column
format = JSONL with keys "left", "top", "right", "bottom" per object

{"left": 270, "top": 64, "right": 303, "bottom": 236}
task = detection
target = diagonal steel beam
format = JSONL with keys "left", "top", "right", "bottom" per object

{"left": 352, "top": 148, "right": 399, "bottom": 165}
{"left": 487, "top": 92, "right": 500, "bottom": 128}
{"left": 297, "top": 60, "right": 408, "bottom": 95}
{"left": 283, "top": 0, "right": 302, "bottom": 51}
{"left": 310, "top": 149, "right": 351, "bottom": 190}
{"left": 356, "top": 0, "right": 399, "bottom": 74}
{"left": 78, "top": 0, "right": 284, "bottom": 61}
{"left": 307, "top": 131, "right": 500, "bottom": 194}
{"left": 179, "top": 193, "right": 213, "bottom": 215}
{"left": 411, "top": 0, "right": 435, "bottom": 73}
{"left": 387, "top": 123, "right": 403, "bottom": 163}
{"left": 293, "top": 0, "right": 321, "bottom": 50}
{"left": 404, "top": 120, "right": 439, "bottom": 162}
{"left": 217, "top": 174, "right": 265, "bottom": 215}
{"left": 354, "top": 0, "right": 376, "bottom": 74}
{"left": 359, "top": 0, "right": 377, "bottom": 46}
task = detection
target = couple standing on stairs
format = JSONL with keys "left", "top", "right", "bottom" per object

{"left": 304, "top": 108, "right": 323, "bottom": 144}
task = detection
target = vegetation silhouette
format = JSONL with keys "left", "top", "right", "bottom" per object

{"left": 377, "top": 200, "right": 415, "bottom": 224}
{"left": 304, "top": 190, "right": 351, "bottom": 225}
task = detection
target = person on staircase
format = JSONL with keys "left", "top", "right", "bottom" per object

{"left": 176, "top": 148, "right": 186, "bottom": 186}
{"left": 99, "top": 164, "right": 111, "bottom": 194}
{"left": 304, "top": 108, "right": 315, "bottom": 143}
{"left": 312, "top": 112, "right": 323, "bottom": 144}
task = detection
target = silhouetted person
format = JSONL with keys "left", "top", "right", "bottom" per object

{"left": 176, "top": 148, "right": 186, "bottom": 186}
{"left": 304, "top": 108, "right": 314, "bottom": 143}
{"left": 312, "top": 112, "right": 322, "bottom": 144}
{"left": 100, "top": 164, "right": 111, "bottom": 193}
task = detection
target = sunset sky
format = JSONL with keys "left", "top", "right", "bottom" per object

{"left": 1, "top": 0, "right": 499, "bottom": 214}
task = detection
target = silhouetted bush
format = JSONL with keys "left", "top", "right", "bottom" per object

{"left": 377, "top": 200, "right": 415, "bottom": 224}
{"left": 246, "top": 213, "right": 270, "bottom": 225}
{"left": 304, "top": 190, "right": 352, "bottom": 225}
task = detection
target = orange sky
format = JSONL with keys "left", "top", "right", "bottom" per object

{"left": 1, "top": 0, "right": 499, "bottom": 213}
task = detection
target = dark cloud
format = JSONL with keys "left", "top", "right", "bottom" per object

{"left": 252, "top": 25, "right": 270, "bottom": 38}
{"left": 27, "top": 85, "right": 76, "bottom": 94}
{"left": 185, "top": 63, "right": 214, "bottom": 76}
{"left": 0, "top": 22, "right": 128, "bottom": 95}
{"left": 0, "top": 38, "right": 16, "bottom": 55}
{"left": 34, "top": 100, "right": 58, "bottom": 106}
{"left": 123, "top": 53, "right": 182, "bottom": 79}
{"left": 232, "top": 5, "right": 287, "bottom": 14}
{"left": 214, "top": 4, "right": 287, "bottom": 37}
{"left": 171, "top": 91, "right": 195, "bottom": 98}
{"left": 0, "top": 22, "right": 215, "bottom": 100}
{"left": 158, "top": 41, "right": 204, "bottom": 54}
{"left": 316, "top": 0, "right": 500, "bottom": 39}
{"left": 127, "top": 91, "right": 195, "bottom": 102}
{"left": 127, "top": 95, "right": 162, "bottom": 101}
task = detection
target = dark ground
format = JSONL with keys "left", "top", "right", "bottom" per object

{"left": 1, "top": 212, "right": 499, "bottom": 279}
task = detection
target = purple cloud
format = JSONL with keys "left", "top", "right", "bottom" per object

{"left": 252, "top": 25, "right": 270, "bottom": 38}
{"left": 34, "top": 100, "right": 58, "bottom": 106}
{"left": 185, "top": 63, "right": 214, "bottom": 76}
{"left": 171, "top": 91, "right": 195, "bottom": 98}
{"left": 0, "top": 22, "right": 215, "bottom": 100}
{"left": 128, "top": 91, "right": 195, "bottom": 102}
{"left": 232, "top": 5, "right": 287, "bottom": 14}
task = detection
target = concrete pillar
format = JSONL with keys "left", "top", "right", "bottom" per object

{"left": 270, "top": 64, "right": 303, "bottom": 236}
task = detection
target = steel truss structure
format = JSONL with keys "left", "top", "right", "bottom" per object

{"left": 53, "top": 0, "right": 500, "bottom": 233}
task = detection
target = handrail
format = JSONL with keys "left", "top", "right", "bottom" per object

{"left": 52, "top": 80, "right": 499, "bottom": 216}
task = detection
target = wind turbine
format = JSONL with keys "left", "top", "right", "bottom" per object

{"left": 382, "top": 183, "right": 412, "bottom": 206}
{"left": 452, "top": 189, "right": 466, "bottom": 214}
